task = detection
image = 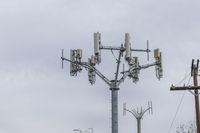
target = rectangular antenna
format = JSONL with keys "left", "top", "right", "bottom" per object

{"left": 94, "top": 32, "right": 100, "bottom": 54}
{"left": 147, "top": 40, "right": 149, "bottom": 61}
{"left": 61, "top": 49, "right": 64, "bottom": 69}
{"left": 159, "top": 52, "right": 163, "bottom": 78}
{"left": 90, "top": 55, "right": 96, "bottom": 65}
{"left": 154, "top": 49, "right": 160, "bottom": 59}
{"left": 70, "top": 50, "right": 74, "bottom": 76}
{"left": 88, "top": 57, "right": 96, "bottom": 85}
{"left": 70, "top": 50, "right": 77, "bottom": 76}
{"left": 77, "top": 49, "right": 82, "bottom": 59}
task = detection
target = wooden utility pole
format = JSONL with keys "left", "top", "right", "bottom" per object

{"left": 170, "top": 59, "right": 200, "bottom": 133}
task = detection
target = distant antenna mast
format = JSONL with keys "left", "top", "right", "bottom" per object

{"left": 123, "top": 102, "right": 153, "bottom": 133}
{"left": 73, "top": 128, "right": 93, "bottom": 133}
{"left": 61, "top": 33, "right": 163, "bottom": 133}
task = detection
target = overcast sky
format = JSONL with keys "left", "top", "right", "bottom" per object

{"left": 1, "top": 0, "right": 200, "bottom": 133}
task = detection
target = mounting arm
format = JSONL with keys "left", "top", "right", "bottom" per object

{"left": 61, "top": 57, "right": 111, "bottom": 86}
{"left": 117, "top": 60, "right": 161, "bottom": 86}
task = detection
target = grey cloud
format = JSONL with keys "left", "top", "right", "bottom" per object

{"left": 1, "top": 0, "right": 200, "bottom": 133}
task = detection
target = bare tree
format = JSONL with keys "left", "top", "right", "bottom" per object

{"left": 176, "top": 121, "right": 196, "bottom": 133}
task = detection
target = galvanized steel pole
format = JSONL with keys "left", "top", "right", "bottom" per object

{"left": 137, "top": 118, "right": 141, "bottom": 133}
{"left": 111, "top": 89, "right": 119, "bottom": 133}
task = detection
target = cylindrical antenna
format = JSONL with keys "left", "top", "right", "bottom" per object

{"left": 125, "top": 33, "right": 131, "bottom": 61}
{"left": 94, "top": 32, "right": 100, "bottom": 55}
{"left": 94, "top": 32, "right": 101, "bottom": 64}
{"left": 197, "top": 59, "right": 199, "bottom": 70}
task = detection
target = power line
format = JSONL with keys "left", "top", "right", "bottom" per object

{"left": 175, "top": 68, "right": 191, "bottom": 86}
{"left": 170, "top": 59, "right": 200, "bottom": 133}
{"left": 168, "top": 68, "right": 191, "bottom": 133}
{"left": 167, "top": 90, "right": 186, "bottom": 133}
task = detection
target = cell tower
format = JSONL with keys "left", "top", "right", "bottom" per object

{"left": 61, "top": 32, "right": 163, "bottom": 133}
{"left": 123, "top": 102, "right": 153, "bottom": 133}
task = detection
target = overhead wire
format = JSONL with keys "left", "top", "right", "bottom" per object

{"left": 167, "top": 68, "right": 191, "bottom": 133}
{"left": 167, "top": 90, "right": 186, "bottom": 133}
{"left": 174, "top": 67, "right": 191, "bottom": 86}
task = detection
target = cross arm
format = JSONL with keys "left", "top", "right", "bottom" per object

{"left": 100, "top": 45, "right": 151, "bottom": 53}
{"left": 170, "top": 85, "right": 200, "bottom": 91}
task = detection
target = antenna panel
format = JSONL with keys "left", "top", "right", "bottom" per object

{"left": 70, "top": 49, "right": 82, "bottom": 76}
{"left": 94, "top": 32, "right": 101, "bottom": 55}
{"left": 77, "top": 49, "right": 82, "bottom": 59}
{"left": 88, "top": 68, "right": 96, "bottom": 85}
{"left": 128, "top": 57, "right": 139, "bottom": 83}
{"left": 156, "top": 52, "right": 163, "bottom": 79}
{"left": 70, "top": 50, "right": 76, "bottom": 76}
{"left": 154, "top": 49, "right": 163, "bottom": 80}
{"left": 154, "top": 48, "right": 160, "bottom": 59}
{"left": 159, "top": 52, "right": 163, "bottom": 78}
{"left": 90, "top": 55, "right": 96, "bottom": 65}
{"left": 146, "top": 40, "right": 150, "bottom": 61}
{"left": 88, "top": 58, "right": 96, "bottom": 85}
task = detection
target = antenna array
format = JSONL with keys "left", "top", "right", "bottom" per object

{"left": 61, "top": 32, "right": 163, "bottom": 133}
